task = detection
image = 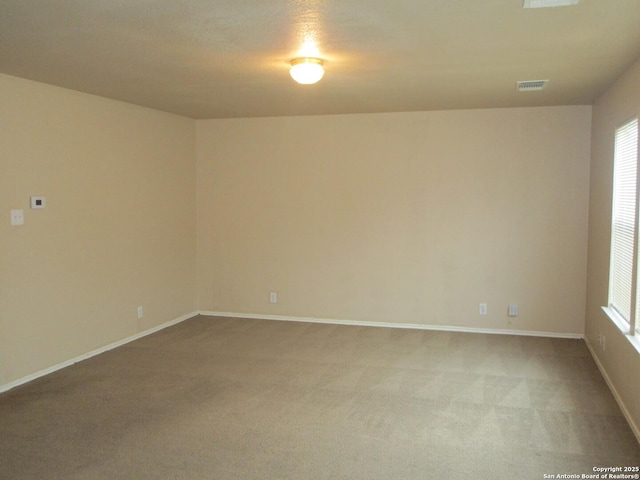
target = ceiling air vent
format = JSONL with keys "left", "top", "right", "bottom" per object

{"left": 516, "top": 80, "right": 549, "bottom": 92}
{"left": 523, "top": 0, "right": 579, "bottom": 8}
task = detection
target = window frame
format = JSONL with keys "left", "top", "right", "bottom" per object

{"left": 604, "top": 116, "right": 640, "bottom": 349}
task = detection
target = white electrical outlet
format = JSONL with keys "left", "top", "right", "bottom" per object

{"left": 137, "top": 306, "right": 143, "bottom": 319}
{"left": 479, "top": 303, "right": 487, "bottom": 315}
{"left": 269, "top": 292, "right": 278, "bottom": 304}
{"left": 508, "top": 304, "right": 519, "bottom": 317}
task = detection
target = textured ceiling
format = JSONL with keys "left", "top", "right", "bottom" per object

{"left": 1, "top": 0, "right": 639, "bottom": 119}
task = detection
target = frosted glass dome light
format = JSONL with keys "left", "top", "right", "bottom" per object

{"left": 290, "top": 58, "right": 325, "bottom": 85}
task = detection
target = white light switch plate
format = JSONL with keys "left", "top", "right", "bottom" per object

{"left": 10, "top": 209, "right": 24, "bottom": 226}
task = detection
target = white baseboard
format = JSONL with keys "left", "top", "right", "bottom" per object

{"left": 584, "top": 337, "right": 640, "bottom": 444}
{"left": 199, "top": 311, "right": 584, "bottom": 339}
{"left": 0, "top": 311, "right": 199, "bottom": 394}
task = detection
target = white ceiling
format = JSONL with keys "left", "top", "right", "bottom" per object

{"left": 1, "top": 0, "right": 639, "bottom": 119}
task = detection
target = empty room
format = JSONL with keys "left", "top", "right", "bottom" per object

{"left": 1, "top": 0, "right": 640, "bottom": 478}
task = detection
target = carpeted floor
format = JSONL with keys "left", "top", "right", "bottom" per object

{"left": 1, "top": 315, "right": 639, "bottom": 479}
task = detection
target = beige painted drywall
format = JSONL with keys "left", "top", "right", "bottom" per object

{"left": 0, "top": 74, "right": 197, "bottom": 386}
{"left": 586, "top": 56, "right": 640, "bottom": 436}
{"left": 197, "top": 106, "right": 591, "bottom": 334}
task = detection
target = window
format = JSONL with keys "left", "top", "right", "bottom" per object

{"left": 608, "top": 117, "right": 639, "bottom": 336}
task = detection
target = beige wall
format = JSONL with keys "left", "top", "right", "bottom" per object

{"left": 0, "top": 74, "right": 197, "bottom": 386}
{"left": 197, "top": 106, "right": 591, "bottom": 334}
{"left": 586, "top": 57, "right": 640, "bottom": 435}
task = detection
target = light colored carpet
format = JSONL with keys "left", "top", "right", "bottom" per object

{"left": 1, "top": 315, "right": 638, "bottom": 479}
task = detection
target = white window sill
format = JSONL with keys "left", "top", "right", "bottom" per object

{"left": 601, "top": 306, "right": 640, "bottom": 355}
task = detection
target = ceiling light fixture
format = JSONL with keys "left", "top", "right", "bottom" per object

{"left": 290, "top": 57, "right": 325, "bottom": 85}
